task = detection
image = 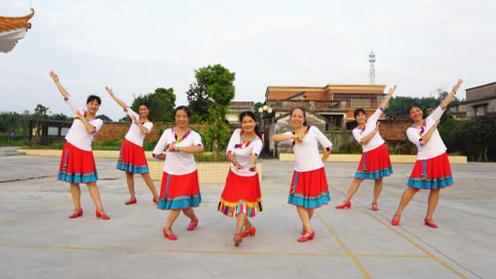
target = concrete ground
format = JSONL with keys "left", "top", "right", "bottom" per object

{"left": 0, "top": 156, "right": 494, "bottom": 279}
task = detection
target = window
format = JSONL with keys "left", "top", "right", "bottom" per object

{"left": 475, "top": 104, "right": 488, "bottom": 116}
{"left": 48, "top": 127, "right": 59, "bottom": 136}
{"left": 351, "top": 98, "right": 371, "bottom": 108}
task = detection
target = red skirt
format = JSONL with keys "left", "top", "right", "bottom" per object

{"left": 116, "top": 139, "right": 149, "bottom": 174}
{"left": 288, "top": 167, "right": 330, "bottom": 209}
{"left": 157, "top": 170, "right": 201, "bottom": 210}
{"left": 218, "top": 170, "right": 262, "bottom": 218}
{"left": 58, "top": 142, "right": 98, "bottom": 184}
{"left": 354, "top": 144, "right": 393, "bottom": 180}
{"left": 407, "top": 153, "right": 453, "bottom": 189}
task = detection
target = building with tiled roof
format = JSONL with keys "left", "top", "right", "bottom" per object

{"left": 227, "top": 101, "right": 255, "bottom": 126}
{"left": 0, "top": 9, "right": 35, "bottom": 53}
{"left": 266, "top": 84, "right": 386, "bottom": 130}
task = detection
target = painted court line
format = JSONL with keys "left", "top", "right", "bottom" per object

{"left": 317, "top": 213, "right": 373, "bottom": 279}
{"left": 361, "top": 208, "right": 469, "bottom": 279}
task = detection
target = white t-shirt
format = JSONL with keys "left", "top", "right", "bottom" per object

{"left": 281, "top": 126, "right": 333, "bottom": 172}
{"left": 64, "top": 98, "right": 103, "bottom": 151}
{"left": 124, "top": 108, "right": 153, "bottom": 147}
{"left": 406, "top": 106, "right": 447, "bottom": 160}
{"left": 152, "top": 128, "right": 203, "bottom": 175}
{"left": 352, "top": 108, "right": 385, "bottom": 152}
{"left": 226, "top": 129, "right": 263, "bottom": 177}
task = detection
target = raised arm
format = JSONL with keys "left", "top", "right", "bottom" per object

{"left": 49, "top": 71, "right": 71, "bottom": 99}
{"left": 105, "top": 86, "right": 129, "bottom": 110}
{"left": 379, "top": 85, "right": 396, "bottom": 110}
{"left": 49, "top": 71, "right": 80, "bottom": 114}
{"left": 441, "top": 79, "right": 463, "bottom": 109}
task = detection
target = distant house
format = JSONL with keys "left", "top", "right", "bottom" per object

{"left": 463, "top": 82, "right": 496, "bottom": 118}
{"left": 262, "top": 84, "right": 386, "bottom": 155}
{"left": 227, "top": 101, "right": 255, "bottom": 126}
{"left": 265, "top": 84, "right": 386, "bottom": 133}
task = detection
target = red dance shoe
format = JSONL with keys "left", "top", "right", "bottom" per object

{"left": 371, "top": 203, "right": 379, "bottom": 211}
{"left": 163, "top": 228, "right": 178, "bottom": 240}
{"left": 95, "top": 210, "right": 111, "bottom": 220}
{"left": 297, "top": 231, "right": 315, "bottom": 242}
{"left": 424, "top": 218, "right": 438, "bottom": 228}
{"left": 241, "top": 226, "right": 256, "bottom": 238}
{"left": 68, "top": 208, "right": 83, "bottom": 219}
{"left": 124, "top": 198, "right": 137, "bottom": 205}
{"left": 335, "top": 200, "right": 351, "bottom": 209}
{"left": 186, "top": 219, "right": 199, "bottom": 231}
{"left": 391, "top": 215, "right": 401, "bottom": 226}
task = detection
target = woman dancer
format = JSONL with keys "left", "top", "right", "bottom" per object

{"left": 391, "top": 79, "right": 463, "bottom": 228}
{"left": 49, "top": 71, "right": 110, "bottom": 220}
{"left": 218, "top": 111, "right": 263, "bottom": 247}
{"left": 105, "top": 87, "right": 158, "bottom": 205}
{"left": 335, "top": 85, "right": 396, "bottom": 211}
{"left": 152, "top": 106, "right": 204, "bottom": 240}
{"left": 272, "top": 107, "right": 333, "bottom": 242}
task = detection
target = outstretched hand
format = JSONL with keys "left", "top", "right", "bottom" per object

{"left": 387, "top": 85, "right": 397, "bottom": 96}
{"left": 49, "top": 71, "right": 60, "bottom": 83}
{"left": 451, "top": 79, "right": 463, "bottom": 95}
{"left": 105, "top": 86, "right": 114, "bottom": 96}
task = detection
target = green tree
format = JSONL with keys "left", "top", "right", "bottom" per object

{"left": 131, "top": 87, "right": 176, "bottom": 122}
{"left": 386, "top": 96, "right": 438, "bottom": 117}
{"left": 188, "top": 64, "right": 236, "bottom": 151}
{"left": 187, "top": 83, "right": 212, "bottom": 122}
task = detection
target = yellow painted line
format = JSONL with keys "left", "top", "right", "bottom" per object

{"left": 317, "top": 213, "right": 373, "bottom": 279}
{"left": 355, "top": 253, "right": 429, "bottom": 259}
{"left": 0, "top": 242, "right": 343, "bottom": 257}
{"left": 362, "top": 210, "right": 469, "bottom": 279}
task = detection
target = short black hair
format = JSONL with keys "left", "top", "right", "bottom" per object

{"left": 86, "top": 95, "right": 101, "bottom": 105}
{"left": 175, "top": 105, "right": 192, "bottom": 119}
{"left": 290, "top": 107, "right": 307, "bottom": 126}
{"left": 353, "top": 108, "right": 366, "bottom": 118}
{"left": 138, "top": 102, "right": 150, "bottom": 109}
{"left": 407, "top": 103, "right": 422, "bottom": 114}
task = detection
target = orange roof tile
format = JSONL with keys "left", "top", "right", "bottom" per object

{"left": 266, "top": 84, "right": 385, "bottom": 101}
{"left": 0, "top": 9, "right": 34, "bottom": 33}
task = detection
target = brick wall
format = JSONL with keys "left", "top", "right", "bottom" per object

{"left": 94, "top": 122, "right": 205, "bottom": 142}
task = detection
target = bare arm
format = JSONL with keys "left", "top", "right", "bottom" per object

{"left": 441, "top": 79, "right": 463, "bottom": 109}
{"left": 272, "top": 133, "right": 296, "bottom": 143}
{"left": 321, "top": 148, "right": 331, "bottom": 163}
{"left": 421, "top": 121, "right": 440, "bottom": 145}
{"left": 360, "top": 124, "right": 380, "bottom": 145}
{"left": 105, "top": 86, "right": 128, "bottom": 110}
{"left": 75, "top": 111, "right": 97, "bottom": 134}
{"left": 379, "top": 85, "right": 396, "bottom": 110}
{"left": 49, "top": 71, "right": 71, "bottom": 99}
{"left": 176, "top": 145, "right": 204, "bottom": 154}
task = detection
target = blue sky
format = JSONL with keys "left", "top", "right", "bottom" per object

{"left": 1, "top": 0, "right": 495, "bottom": 120}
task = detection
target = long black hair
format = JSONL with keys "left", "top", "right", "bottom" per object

{"left": 290, "top": 107, "right": 307, "bottom": 126}
{"left": 239, "top": 111, "right": 262, "bottom": 139}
